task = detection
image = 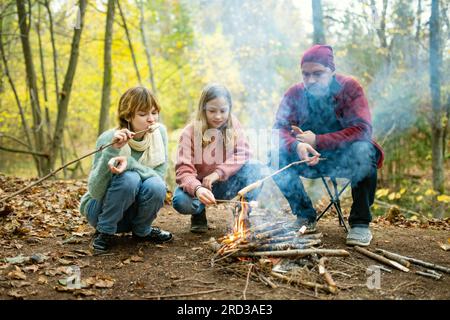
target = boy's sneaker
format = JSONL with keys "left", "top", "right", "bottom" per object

{"left": 346, "top": 226, "right": 372, "bottom": 246}
{"left": 292, "top": 216, "right": 317, "bottom": 234}
{"left": 190, "top": 211, "right": 208, "bottom": 233}
{"left": 133, "top": 227, "right": 173, "bottom": 243}
{"left": 92, "top": 231, "right": 115, "bottom": 253}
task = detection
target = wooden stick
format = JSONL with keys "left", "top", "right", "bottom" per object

{"left": 318, "top": 257, "right": 338, "bottom": 294}
{"left": 374, "top": 249, "right": 410, "bottom": 267}
{"left": 144, "top": 288, "right": 224, "bottom": 299}
{"left": 0, "top": 126, "right": 157, "bottom": 204}
{"left": 236, "top": 248, "right": 350, "bottom": 258}
{"left": 232, "top": 158, "right": 326, "bottom": 200}
{"left": 415, "top": 271, "right": 442, "bottom": 280}
{"left": 354, "top": 246, "right": 409, "bottom": 272}
{"left": 375, "top": 248, "right": 450, "bottom": 274}
{"left": 270, "top": 271, "right": 336, "bottom": 294}
{"left": 242, "top": 264, "right": 253, "bottom": 300}
{"left": 250, "top": 240, "right": 322, "bottom": 252}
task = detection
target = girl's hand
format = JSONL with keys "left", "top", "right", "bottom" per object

{"left": 108, "top": 156, "right": 127, "bottom": 174}
{"left": 195, "top": 187, "right": 216, "bottom": 205}
{"left": 112, "top": 129, "right": 134, "bottom": 149}
{"left": 296, "top": 142, "right": 321, "bottom": 166}
{"left": 202, "top": 172, "right": 220, "bottom": 190}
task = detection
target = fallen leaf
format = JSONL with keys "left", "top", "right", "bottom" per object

{"left": 122, "top": 258, "right": 131, "bottom": 265}
{"left": 7, "top": 266, "right": 27, "bottom": 280}
{"left": 4, "top": 255, "right": 31, "bottom": 265}
{"left": 7, "top": 289, "right": 27, "bottom": 299}
{"left": 23, "top": 265, "right": 39, "bottom": 273}
{"left": 437, "top": 242, "right": 450, "bottom": 251}
{"left": 58, "top": 259, "right": 73, "bottom": 265}
{"left": 73, "top": 289, "right": 96, "bottom": 297}
{"left": 130, "top": 255, "right": 144, "bottom": 263}
{"left": 38, "top": 276, "right": 48, "bottom": 284}
{"left": 94, "top": 279, "right": 114, "bottom": 289}
{"left": 10, "top": 280, "right": 31, "bottom": 288}
{"left": 191, "top": 247, "right": 202, "bottom": 251}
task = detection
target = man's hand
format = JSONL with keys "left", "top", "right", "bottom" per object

{"left": 296, "top": 142, "right": 321, "bottom": 166}
{"left": 296, "top": 130, "right": 316, "bottom": 147}
{"left": 202, "top": 172, "right": 220, "bottom": 190}
{"left": 108, "top": 156, "right": 127, "bottom": 174}
{"left": 111, "top": 129, "right": 134, "bottom": 149}
{"left": 195, "top": 187, "right": 216, "bottom": 205}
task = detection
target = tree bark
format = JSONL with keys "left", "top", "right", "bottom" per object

{"left": 116, "top": 0, "right": 141, "bottom": 84}
{"left": 49, "top": 0, "right": 87, "bottom": 170}
{"left": 429, "top": 0, "right": 444, "bottom": 218}
{"left": 137, "top": 0, "right": 157, "bottom": 94}
{"left": 44, "top": 0, "right": 60, "bottom": 104}
{"left": 98, "top": 0, "right": 115, "bottom": 136}
{"left": 312, "top": 0, "right": 326, "bottom": 45}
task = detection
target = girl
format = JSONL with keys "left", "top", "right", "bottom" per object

{"left": 79, "top": 86, "right": 172, "bottom": 253}
{"left": 172, "top": 83, "right": 262, "bottom": 233}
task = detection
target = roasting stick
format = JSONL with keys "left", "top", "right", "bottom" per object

{"left": 230, "top": 158, "right": 326, "bottom": 202}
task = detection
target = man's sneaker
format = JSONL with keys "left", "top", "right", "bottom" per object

{"left": 190, "top": 211, "right": 208, "bottom": 233}
{"left": 346, "top": 226, "right": 373, "bottom": 246}
{"left": 292, "top": 216, "right": 317, "bottom": 234}
{"left": 92, "top": 231, "right": 115, "bottom": 253}
{"left": 133, "top": 227, "right": 173, "bottom": 243}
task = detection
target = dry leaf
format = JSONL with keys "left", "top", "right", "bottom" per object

{"left": 38, "top": 276, "right": 48, "bottom": 284}
{"left": 10, "top": 280, "right": 31, "bottom": 288}
{"left": 437, "top": 242, "right": 450, "bottom": 251}
{"left": 23, "top": 265, "right": 39, "bottom": 273}
{"left": 73, "top": 289, "right": 96, "bottom": 297}
{"left": 94, "top": 279, "right": 115, "bottom": 289}
{"left": 7, "top": 289, "right": 27, "bottom": 299}
{"left": 130, "top": 255, "right": 144, "bottom": 262}
{"left": 7, "top": 266, "right": 27, "bottom": 280}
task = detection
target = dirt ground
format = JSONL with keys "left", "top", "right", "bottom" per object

{"left": 0, "top": 176, "right": 449, "bottom": 300}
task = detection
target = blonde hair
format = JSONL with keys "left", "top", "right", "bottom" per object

{"left": 117, "top": 86, "right": 160, "bottom": 129}
{"left": 194, "top": 83, "right": 236, "bottom": 149}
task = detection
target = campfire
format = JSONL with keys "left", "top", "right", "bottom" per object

{"left": 209, "top": 197, "right": 350, "bottom": 295}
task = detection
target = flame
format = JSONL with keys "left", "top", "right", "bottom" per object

{"left": 218, "top": 196, "right": 251, "bottom": 255}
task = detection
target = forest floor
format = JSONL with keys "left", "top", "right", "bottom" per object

{"left": 0, "top": 174, "right": 449, "bottom": 300}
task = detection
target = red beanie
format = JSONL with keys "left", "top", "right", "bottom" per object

{"left": 301, "top": 45, "right": 335, "bottom": 71}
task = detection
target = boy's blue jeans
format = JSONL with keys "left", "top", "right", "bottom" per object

{"left": 172, "top": 161, "right": 263, "bottom": 216}
{"left": 85, "top": 171, "right": 166, "bottom": 236}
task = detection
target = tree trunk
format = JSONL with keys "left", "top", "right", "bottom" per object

{"left": 44, "top": 0, "right": 59, "bottom": 104}
{"left": 16, "top": 0, "right": 48, "bottom": 175}
{"left": 98, "top": 0, "right": 115, "bottom": 136}
{"left": 137, "top": 0, "right": 157, "bottom": 94}
{"left": 429, "top": 0, "right": 444, "bottom": 218}
{"left": 312, "top": 0, "right": 326, "bottom": 45}
{"left": 49, "top": 0, "right": 87, "bottom": 170}
{"left": 116, "top": 0, "right": 141, "bottom": 84}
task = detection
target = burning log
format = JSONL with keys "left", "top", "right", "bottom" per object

{"left": 235, "top": 248, "right": 350, "bottom": 258}
{"left": 354, "top": 246, "right": 409, "bottom": 272}
{"left": 375, "top": 248, "right": 450, "bottom": 274}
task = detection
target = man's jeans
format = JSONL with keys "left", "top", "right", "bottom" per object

{"left": 172, "top": 161, "right": 263, "bottom": 216}
{"left": 85, "top": 171, "right": 166, "bottom": 236}
{"left": 271, "top": 141, "right": 379, "bottom": 226}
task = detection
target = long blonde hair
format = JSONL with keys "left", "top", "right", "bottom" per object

{"left": 194, "top": 83, "right": 236, "bottom": 149}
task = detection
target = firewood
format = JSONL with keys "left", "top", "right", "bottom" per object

{"left": 270, "top": 271, "right": 336, "bottom": 294}
{"left": 252, "top": 240, "right": 322, "bottom": 252}
{"left": 235, "top": 248, "right": 350, "bottom": 258}
{"left": 354, "top": 246, "right": 409, "bottom": 272}
{"left": 254, "top": 227, "right": 288, "bottom": 239}
{"left": 374, "top": 249, "right": 410, "bottom": 267}
{"left": 318, "top": 257, "right": 338, "bottom": 294}
{"left": 375, "top": 248, "right": 450, "bottom": 274}
{"left": 415, "top": 270, "right": 442, "bottom": 280}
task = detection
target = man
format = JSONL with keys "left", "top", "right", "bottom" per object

{"left": 272, "top": 44, "right": 384, "bottom": 247}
